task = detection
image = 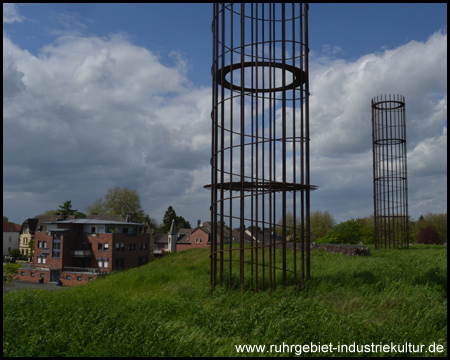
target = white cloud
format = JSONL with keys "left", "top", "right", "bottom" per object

{"left": 3, "top": 32, "right": 212, "bottom": 223}
{"left": 3, "top": 3, "right": 25, "bottom": 24}
{"left": 3, "top": 23, "right": 447, "bottom": 225}
{"left": 308, "top": 30, "right": 447, "bottom": 221}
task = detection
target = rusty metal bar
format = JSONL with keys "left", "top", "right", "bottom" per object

{"left": 372, "top": 94, "right": 409, "bottom": 249}
{"left": 208, "top": 3, "right": 316, "bottom": 291}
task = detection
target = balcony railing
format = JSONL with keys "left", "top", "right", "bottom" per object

{"left": 69, "top": 250, "right": 93, "bottom": 258}
{"left": 41, "top": 248, "right": 50, "bottom": 255}
{"left": 62, "top": 266, "right": 107, "bottom": 274}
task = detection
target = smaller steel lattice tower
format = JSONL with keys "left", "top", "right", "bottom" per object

{"left": 371, "top": 94, "right": 409, "bottom": 249}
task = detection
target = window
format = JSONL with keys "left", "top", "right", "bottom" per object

{"left": 52, "top": 235, "right": 61, "bottom": 258}
{"left": 196, "top": 238, "right": 199, "bottom": 243}
{"left": 116, "top": 242, "right": 120, "bottom": 251}
{"left": 98, "top": 259, "right": 103, "bottom": 268}
{"left": 98, "top": 243, "right": 103, "bottom": 251}
{"left": 21, "top": 272, "right": 25, "bottom": 276}
{"left": 103, "top": 258, "right": 109, "bottom": 268}
{"left": 38, "top": 241, "right": 42, "bottom": 248}
{"left": 42, "top": 256, "right": 46, "bottom": 264}
{"left": 143, "top": 242, "right": 147, "bottom": 250}
{"left": 121, "top": 243, "right": 125, "bottom": 251}
{"left": 40, "top": 273, "right": 45, "bottom": 278}
{"left": 37, "top": 256, "right": 42, "bottom": 264}
{"left": 91, "top": 227, "right": 95, "bottom": 233}
{"left": 77, "top": 276, "right": 82, "bottom": 281}
{"left": 104, "top": 243, "right": 109, "bottom": 251}
{"left": 30, "top": 272, "right": 35, "bottom": 277}
{"left": 89, "top": 277, "right": 93, "bottom": 282}
{"left": 66, "top": 275, "right": 71, "bottom": 280}
{"left": 200, "top": 239, "right": 203, "bottom": 244}
{"left": 43, "top": 241, "right": 47, "bottom": 248}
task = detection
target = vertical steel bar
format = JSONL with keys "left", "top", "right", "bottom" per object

{"left": 372, "top": 94, "right": 408, "bottom": 249}
{"left": 209, "top": 3, "right": 315, "bottom": 291}
{"left": 304, "top": 3, "right": 311, "bottom": 279}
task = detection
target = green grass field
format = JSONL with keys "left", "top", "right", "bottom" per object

{"left": 3, "top": 245, "right": 447, "bottom": 357}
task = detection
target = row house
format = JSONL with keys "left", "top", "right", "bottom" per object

{"left": 18, "top": 217, "right": 150, "bottom": 286}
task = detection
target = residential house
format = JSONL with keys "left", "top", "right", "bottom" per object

{"left": 19, "top": 214, "right": 69, "bottom": 260}
{"left": 17, "top": 217, "right": 150, "bottom": 286}
{"left": 3, "top": 220, "right": 20, "bottom": 258}
{"left": 154, "top": 220, "right": 236, "bottom": 253}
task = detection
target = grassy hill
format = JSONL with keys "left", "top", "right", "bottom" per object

{"left": 3, "top": 245, "right": 447, "bottom": 357}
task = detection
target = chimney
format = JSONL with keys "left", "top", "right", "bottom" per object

{"left": 126, "top": 213, "right": 132, "bottom": 222}
{"left": 198, "top": 219, "right": 201, "bottom": 227}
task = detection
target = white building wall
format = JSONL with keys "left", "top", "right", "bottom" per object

{"left": 3, "top": 232, "right": 20, "bottom": 257}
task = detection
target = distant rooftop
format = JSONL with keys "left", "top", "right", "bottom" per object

{"left": 42, "top": 218, "right": 143, "bottom": 226}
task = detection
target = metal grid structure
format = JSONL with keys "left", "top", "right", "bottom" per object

{"left": 371, "top": 94, "right": 409, "bottom": 249}
{"left": 207, "top": 3, "right": 317, "bottom": 291}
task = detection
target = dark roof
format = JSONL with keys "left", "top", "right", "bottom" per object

{"left": 20, "top": 218, "right": 39, "bottom": 233}
{"left": 154, "top": 233, "right": 168, "bottom": 244}
{"left": 3, "top": 220, "right": 19, "bottom": 233}
{"left": 30, "top": 214, "right": 66, "bottom": 233}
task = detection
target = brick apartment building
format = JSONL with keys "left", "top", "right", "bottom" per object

{"left": 18, "top": 217, "right": 150, "bottom": 286}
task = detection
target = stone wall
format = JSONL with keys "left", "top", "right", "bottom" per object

{"left": 311, "top": 243, "right": 370, "bottom": 256}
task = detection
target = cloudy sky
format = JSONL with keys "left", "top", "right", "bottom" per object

{"left": 3, "top": 3, "right": 447, "bottom": 226}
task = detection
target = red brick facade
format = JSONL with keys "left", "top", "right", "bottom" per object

{"left": 176, "top": 228, "right": 210, "bottom": 252}
{"left": 18, "top": 220, "right": 149, "bottom": 286}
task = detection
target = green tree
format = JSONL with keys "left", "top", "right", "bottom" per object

{"left": 143, "top": 214, "right": 159, "bottom": 234}
{"left": 422, "top": 213, "right": 447, "bottom": 243}
{"left": 58, "top": 200, "right": 77, "bottom": 216}
{"left": 42, "top": 201, "right": 85, "bottom": 218}
{"left": 316, "top": 218, "right": 363, "bottom": 245}
{"left": 85, "top": 198, "right": 107, "bottom": 215}
{"left": 3, "top": 263, "right": 20, "bottom": 294}
{"left": 357, "top": 216, "right": 375, "bottom": 244}
{"left": 276, "top": 212, "right": 302, "bottom": 239}
{"left": 310, "top": 210, "right": 336, "bottom": 242}
{"left": 410, "top": 213, "right": 447, "bottom": 244}
{"left": 8, "top": 248, "right": 21, "bottom": 258}
{"left": 85, "top": 186, "right": 146, "bottom": 223}
{"left": 160, "top": 206, "right": 191, "bottom": 233}
{"left": 28, "top": 237, "right": 35, "bottom": 261}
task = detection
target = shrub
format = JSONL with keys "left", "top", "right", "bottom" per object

{"left": 416, "top": 226, "right": 443, "bottom": 245}
{"left": 316, "top": 219, "right": 362, "bottom": 244}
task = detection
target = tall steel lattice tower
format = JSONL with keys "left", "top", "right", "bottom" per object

{"left": 208, "top": 4, "right": 317, "bottom": 291}
{"left": 372, "top": 94, "right": 409, "bottom": 249}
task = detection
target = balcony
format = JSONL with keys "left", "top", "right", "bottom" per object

{"left": 62, "top": 266, "right": 107, "bottom": 274}
{"left": 41, "top": 248, "right": 50, "bottom": 255}
{"left": 69, "top": 250, "right": 93, "bottom": 258}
